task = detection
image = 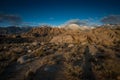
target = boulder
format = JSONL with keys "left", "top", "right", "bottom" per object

{"left": 17, "top": 55, "right": 28, "bottom": 64}
{"left": 17, "top": 55, "right": 33, "bottom": 64}
{"left": 44, "top": 65, "right": 58, "bottom": 72}
{"left": 32, "top": 42, "right": 39, "bottom": 46}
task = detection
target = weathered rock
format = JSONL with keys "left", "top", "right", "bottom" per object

{"left": 40, "top": 42, "right": 45, "bottom": 45}
{"left": 68, "top": 44, "right": 74, "bottom": 48}
{"left": 12, "top": 47, "right": 23, "bottom": 53}
{"left": 50, "top": 35, "right": 74, "bottom": 43}
{"left": 44, "top": 65, "right": 58, "bottom": 72}
{"left": 32, "top": 42, "right": 39, "bottom": 46}
{"left": 28, "top": 50, "right": 32, "bottom": 53}
{"left": 17, "top": 55, "right": 28, "bottom": 64}
{"left": 89, "top": 45, "right": 98, "bottom": 55}
{"left": 26, "top": 46, "right": 30, "bottom": 49}
{"left": 17, "top": 55, "right": 33, "bottom": 64}
{"left": 3, "top": 46, "right": 7, "bottom": 49}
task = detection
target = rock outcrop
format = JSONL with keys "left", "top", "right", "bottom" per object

{"left": 50, "top": 27, "right": 120, "bottom": 46}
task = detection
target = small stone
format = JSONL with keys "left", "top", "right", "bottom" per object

{"left": 81, "top": 42, "right": 88, "bottom": 45}
{"left": 4, "top": 46, "right": 7, "bottom": 49}
{"left": 68, "top": 44, "right": 74, "bottom": 48}
{"left": 28, "top": 50, "right": 32, "bottom": 53}
{"left": 40, "top": 42, "right": 44, "bottom": 45}
{"left": 32, "top": 42, "right": 38, "bottom": 46}
{"left": 26, "top": 46, "right": 30, "bottom": 49}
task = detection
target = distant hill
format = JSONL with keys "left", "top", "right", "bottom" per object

{"left": 0, "top": 25, "right": 120, "bottom": 46}
{"left": 0, "top": 26, "right": 32, "bottom": 35}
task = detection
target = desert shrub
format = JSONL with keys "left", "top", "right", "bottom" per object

{"left": 63, "top": 47, "right": 83, "bottom": 78}
{"left": 0, "top": 51, "right": 20, "bottom": 75}
{"left": 10, "top": 53, "right": 19, "bottom": 62}
{"left": 64, "top": 63, "right": 82, "bottom": 80}
{"left": 15, "top": 35, "right": 21, "bottom": 38}
{"left": 95, "top": 53, "right": 108, "bottom": 59}
{"left": 0, "top": 53, "right": 10, "bottom": 61}
{"left": 64, "top": 52, "right": 82, "bottom": 63}
{"left": 95, "top": 59, "right": 120, "bottom": 80}
{"left": 24, "top": 69, "right": 34, "bottom": 80}
{"left": 0, "top": 61, "right": 9, "bottom": 74}
{"left": 35, "top": 49, "right": 45, "bottom": 57}
{"left": 32, "top": 33, "right": 40, "bottom": 37}
{"left": 51, "top": 55, "right": 63, "bottom": 64}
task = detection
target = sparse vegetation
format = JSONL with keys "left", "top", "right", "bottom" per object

{"left": 0, "top": 26, "right": 120, "bottom": 80}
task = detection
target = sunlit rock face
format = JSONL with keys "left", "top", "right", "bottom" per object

{"left": 50, "top": 27, "right": 120, "bottom": 46}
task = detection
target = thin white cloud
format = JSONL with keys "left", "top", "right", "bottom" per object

{"left": 64, "top": 19, "right": 89, "bottom": 26}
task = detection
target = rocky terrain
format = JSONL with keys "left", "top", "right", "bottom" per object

{"left": 0, "top": 25, "right": 120, "bottom": 80}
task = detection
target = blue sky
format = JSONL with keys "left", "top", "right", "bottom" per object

{"left": 0, "top": 0, "right": 120, "bottom": 26}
